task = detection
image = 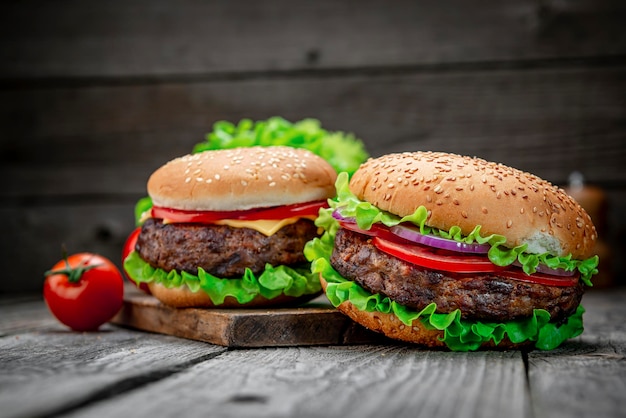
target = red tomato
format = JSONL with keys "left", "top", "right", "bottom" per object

{"left": 151, "top": 200, "right": 328, "bottom": 223}
{"left": 372, "top": 237, "right": 578, "bottom": 287}
{"left": 338, "top": 219, "right": 400, "bottom": 242}
{"left": 44, "top": 253, "right": 124, "bottom": 331}
{"left": 372, "top": 236, "right": 505, "bottom": 273}
{"left": 121, "top": 228, "right": 151, "bottom": 294}
{"left": 494, "top": 269, "right": 579, "bottom": 287}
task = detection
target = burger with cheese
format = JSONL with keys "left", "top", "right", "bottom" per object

{"left": 305, "top": 151, "right": 599, "bottom": 350}
{"left": 124, "top": 146, "right": 337, "bottom": 308}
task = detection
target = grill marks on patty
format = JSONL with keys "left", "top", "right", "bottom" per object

{"left": 330, "top": 228, "right": 584, "bottom": 323}
{"left": 136, "top": 218, "right": 319, "bottom": 277}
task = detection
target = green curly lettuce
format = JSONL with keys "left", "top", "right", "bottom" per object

{"left": 124, "top": 251, "right": 321, "bottom": 306}
{"left": 327, "top": 172, "right": 598, "bottom": 286}
{"left": 304, "top": 203, "right": 585, "bottom": 351}
{"left": 193, "top": 116, "right": 369, "bottom": 176}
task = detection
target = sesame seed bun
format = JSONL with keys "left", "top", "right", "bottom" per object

{"left": 349, "top": 151, "right": 597, "bottom": 259}
{"left": 148, "top": 146, "right": 338, "bottom": 211}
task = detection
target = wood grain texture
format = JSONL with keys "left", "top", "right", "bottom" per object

{"left": 0, "top": 320, "right": 225, "bottom": 418}
{"left": 1, "top": 289, "right": 624, "bottom": 418}
{"left": 111, "top": 287, "right": 386, "bottom": 347}
{"left": 57, "top": 346, "right": 530, "bottom": 418}
{"left": 1, "top": 0, "right": 624, "bottom": 79}
{"left": 2, "top": 67, "right": 624, "bottom": 198}
{"left": 527, "top": 288, "right": 626, "bottom": 418}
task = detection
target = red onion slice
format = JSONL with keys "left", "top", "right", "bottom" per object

{"left": 332, "top": 210, "right": 355, "bottom": 223}
{"left": 389, "top": 224, "right": 491, "bottom": 254}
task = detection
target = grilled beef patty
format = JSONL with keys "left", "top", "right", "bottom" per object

{"left": 330, "top": 228, "right": 584, "bottom": 323}
{"left": 136, "top": 217, "right": 319, "bottom": 277}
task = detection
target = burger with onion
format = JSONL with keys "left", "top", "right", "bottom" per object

{"left": 124, "top": 146, "right": 337, "bottom": 308}
{"left": 305, "top": 151, "right": 599, "bottom": 350}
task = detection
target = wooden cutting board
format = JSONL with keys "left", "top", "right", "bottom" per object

{"left": 111, "top": 286, "right": 387, "bottom": 348}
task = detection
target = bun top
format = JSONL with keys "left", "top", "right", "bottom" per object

{"left": 148, "top": 146, "right": 337, "bottom": 211}
{"left": 349, "top": 151, "right": 597, "bottom": 259}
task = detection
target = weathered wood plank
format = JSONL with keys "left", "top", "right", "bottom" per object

{"left": 111, "top": 286, "right": 386, "bottom": 347}
{"left": 0, "top": 319, "right": 226, "bottom": 418}
{"left": 0, "top": 203, "right": 134, "bottom": 293}
{"left": 527, "top": 288, "right": 626, "bottom": 418}
{"left": 1, "top": 0, "right": 624, "bottom": 79}
{"left": 0, "top": 296, "right": 58, "bottom": 336}
{"left": 56, "top": 346, "right": 530, "bottom": 418}
{"left": 2, "top": 66, "right": 624, "bottom": 199}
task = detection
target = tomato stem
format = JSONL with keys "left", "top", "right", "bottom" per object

{"left": 44, "top": 248, "right": 101, "bottom": 283}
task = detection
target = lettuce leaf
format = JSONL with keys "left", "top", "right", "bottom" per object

{"left": 124, "top": 251, "right": 321, "bottom": 306}
{"left": 327, "top": 172, "right": 598, "bottom": 286}
{"left": 304, "top": 219, "right": 585, "bottom": 351}
{"left": 193, "top": 116, "right": 369, "bottom": 177}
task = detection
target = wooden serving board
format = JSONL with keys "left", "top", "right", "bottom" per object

{"left": 111, "top": 286, "right": 386, "bottom": 348}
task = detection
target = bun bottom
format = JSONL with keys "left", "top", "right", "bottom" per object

{"left": 148, "top": 282, "right": 320, "bottom": 309}
{"left": 319, "top": 276, "right": 528, "bottom": 350}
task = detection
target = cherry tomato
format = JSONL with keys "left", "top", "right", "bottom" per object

{"left": 44, "top": 252, "right": 124, "bottom": 331}
{"left": 151, "top": 200, "right": 328, "bottom": 224}
{"left": 121, "top": 227, "right": 151, "bottom": 294}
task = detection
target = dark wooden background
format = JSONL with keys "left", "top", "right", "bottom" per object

{"left": 1, "top": 0, "right": 625, "bottom": 294}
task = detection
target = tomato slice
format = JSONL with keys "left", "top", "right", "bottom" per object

{"left": 371, "top": 237, "right": 578, "bottom": 287}
{"left": 337, "top": 219, "right": 400, "bottom": 242}
{"left": 372, "top": 236, "right": 505, "bottom": 273}
{"left": 152, "top": 200, "right": 328, "bottom": 223}
{"left": 495, "top": 269, "right": 579, "bottom": 287}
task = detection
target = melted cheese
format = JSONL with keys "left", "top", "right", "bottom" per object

{"left": 213, "top": 215, "right": 316, "bottom": 236}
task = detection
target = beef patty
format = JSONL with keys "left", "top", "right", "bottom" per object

{"left": 136, "top": 217, "right": 319, "bottom": 277}
{"left": 330, "top": 228, "right": 584, "bottom": 323}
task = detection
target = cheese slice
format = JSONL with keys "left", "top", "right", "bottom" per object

{"left": 213, "top": 215, "right": 317, "bottom": 236}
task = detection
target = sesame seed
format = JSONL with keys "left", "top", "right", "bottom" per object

{"left": 520, "top": 208, "right": 525, "bottom": 214}
{"left": 461, "top": 211, "right": 468, "bottom": 218}
{"left": 269, "top": 182, "right": 276, "bottom": 187}
{"left": 482, "top": 207, "right": 488, "bottom": 214}
{"left": 241, "top": 180, "right": 247, "bottom": 186}
{"left": 185, "top": 177, "right": 191, "bottom": 183}
{"left": 214, "top": 174, "right": 221, "bottom": 180}
{"left": 507, "top": 220, "right": 513, "bottom": 228}
{"left": 434, "top": 185, "right": 443, "bottom": 194}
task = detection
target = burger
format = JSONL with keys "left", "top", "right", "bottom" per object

{"left": 305, "top": 151, "right": 599, "bottom": 351}
{"left": 123, "top": 146, "right": 337, "bottom": 308}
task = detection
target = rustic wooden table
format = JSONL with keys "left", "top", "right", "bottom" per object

{"left": 1, "top": 287, "right": 625, "bottom": 418}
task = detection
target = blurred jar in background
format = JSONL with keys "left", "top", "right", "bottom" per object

{"left": 565, "top": 171, "right": 613, "bottom": 288}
